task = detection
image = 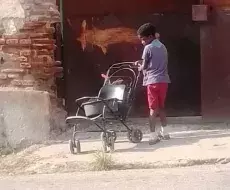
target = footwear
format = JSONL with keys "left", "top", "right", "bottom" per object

{"left": 149, "top": 132, "right": 160, "bottom": 145}
{"left": 157, "top": 126, "right": 170, "bottom": 140}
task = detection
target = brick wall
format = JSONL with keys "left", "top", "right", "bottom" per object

{"left": 0, "top": 0, "right": 62, "bottom": 93}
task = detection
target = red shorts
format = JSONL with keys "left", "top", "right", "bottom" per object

{"left": 147, "top": 83, "right": 168, "bottom": 110}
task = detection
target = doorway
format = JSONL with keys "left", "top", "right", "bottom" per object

{"left": 62, "top": 13, "right": 201, "bottom": 117}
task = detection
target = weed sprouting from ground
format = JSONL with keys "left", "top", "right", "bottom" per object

{"left": 0, "top": 144, "right": 15, "bottom": 157}
{"left": 90, "top": 150, "right": 115, "bottom": 171}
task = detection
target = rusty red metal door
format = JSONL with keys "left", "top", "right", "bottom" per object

{"left": 62, "top": 0, "right": 201, "bottom": 117}
{"left": 200, "top": 0, "right": 230, "bottom": 121}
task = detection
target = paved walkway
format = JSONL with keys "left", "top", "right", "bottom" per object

{"left": 51, "top": 128, "right": 230, "bottom": 168}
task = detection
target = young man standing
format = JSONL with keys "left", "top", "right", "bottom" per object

{"left": 135, "top": 23, "right": 170, "bottom": 145}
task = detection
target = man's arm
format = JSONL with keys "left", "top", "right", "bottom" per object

{"left": 140, "top": 45, "right": 151, "bottom": 71}
{"left": 134, "top": 46, "right": 151, "bottom": 70}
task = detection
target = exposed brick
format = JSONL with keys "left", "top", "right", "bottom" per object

{"left": 0, "top": 39, "right": 5, "bottom": 45}
{"left": 30, "top": 15, "right": 51, "bottom": 22}
{"left": 43, "top": 67, "right": 51, "bottom": 73}
{"left": 11, "top": 79, "right": 22, "bottom": 86}
{"left": 30, "top": 50, "right": 37, "bottom": 57}
{"left": 6, "top": 39, "right": 19, "bottom": 45}
{"left": 18, "top": 56, "right": 28, "bottom": 62}
{"left": 0, "top": 0, "right": 61, "bottom": 90}
{"left": 19, "top": 28, "right": 33, "bottom": 33}
{"left": 20, "top": 39, "right": 32, "bottom": 45}
{"left": 8, "top": 73, "right": 20, "bottom": 79}
{"left": 20, "top": 27, "right": 33, "bottom": 32}
{"left": 30, "top": 33, "right": 51, "bottom": 38}
{"left": 0, "top": 73, "right": 7, "bottom": 79}
{"left": 44, "top": 67, "right": 63, "bottom": 74}
{"left": 32, "top": 44, "right": 55, "bottom": 50}
{"left": 23, "top": 74, "right": 35, "bottom": 80}
{"left": 22, "top": 80, "right": 34, "bottom": 86}
{"left": 46, "top": 27, "right": 56, "bottom": 34}
{"left": 36, "top": 49, "right": 51, "bottom": 56}
{"left": 44, "top": 61, "right": 56, "bottom": 67}
{"left": 31, "top": 26, "right": 55, "bottom": 34}
{"left": 49, "top": 50, "right": 54, "bottom": 55}
{"left": 24, "top": 21, "right": 47, "bottom": 28}
{"left": 20, "top": 62, "right": 32, "bottom": 69}
{"left": 31, "top": 62, "right": 44, "bottom": 68}
{"left": 30, "top": 27, "right": 45, "bottom": 33}
{"left": 39, "top": 73, "right": 53, "bottom": 79}
{"left": 1, "top": 69, "right": 24, "bottom": 73}
{"left": 33, "top": 38, "right": 55, "bottom": 44}
{"left": 2, "top": 46, "right": 20, "bottom": 55}
{"left": 3, "top": 33, "right": 29, "bottom": 39}
{"left": 20, "top": 50, "right": 32, "bottom": 56}
{"left": 36, "top": 55, "right": 53, "bottom": 62}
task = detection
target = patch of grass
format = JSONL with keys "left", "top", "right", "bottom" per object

{"left": 0, "top": 145, "right": 15, "bottom": 157}
{"left": 90, "top": 151, "right": 115, "bottom": 171}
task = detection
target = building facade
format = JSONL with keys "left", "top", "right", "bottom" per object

{"left": 1, "top": 0, "right": 230, "bottom": 123}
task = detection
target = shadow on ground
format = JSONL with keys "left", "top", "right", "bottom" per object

{"left": 115, "top": 130, "right": 230, "bottom": 153}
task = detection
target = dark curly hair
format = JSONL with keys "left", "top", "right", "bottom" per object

{"left": 137, "top": 23, "right": 156, "bottom": 37}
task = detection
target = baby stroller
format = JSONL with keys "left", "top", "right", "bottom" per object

{"left": 66, "top": 62, "right": 143, "bottom": 154}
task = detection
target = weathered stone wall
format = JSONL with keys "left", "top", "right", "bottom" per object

{"left": 0, "top": 0, "right": 66, "bottom": 149}
{"left": 0, "top": 89, "right": 51, "bottom": 148}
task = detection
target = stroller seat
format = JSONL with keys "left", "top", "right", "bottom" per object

{"left": 82, "top": 84, "right": 127, "bottom": 119}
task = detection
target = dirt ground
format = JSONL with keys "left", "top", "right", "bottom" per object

{"left": 1, "top": 118, "right": 230, "bottom": 176}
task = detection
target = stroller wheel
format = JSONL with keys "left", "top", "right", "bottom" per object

{"left": 101, "top": 132, "right": 107, "bottom": 152}
{"left": 69, "top": 140, "right": 76, "bottom": 154}
{"left": 76, "top": 140, "right": 81, "bottom": 154}
{"left": 108, "top": 130, "right": 117, "bottom": 142}
{"left": 69, "top": 139, "right": 81, "bottom": 154}
{"left": 127, "top": 129, "right": 143, "bottom": 143}
{"left": 108, "top": 136, "right": 115, "bottom": 153}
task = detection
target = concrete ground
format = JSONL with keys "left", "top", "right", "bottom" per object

{"left": 1, "top": 117, "right": 230, "bottom": 175}
{"left": 1, "top": 165, "right": 230, "bottom": 190}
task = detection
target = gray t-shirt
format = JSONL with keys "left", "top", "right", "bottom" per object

{"left": 142, "top": 39, "right": 170, "bottom": 86}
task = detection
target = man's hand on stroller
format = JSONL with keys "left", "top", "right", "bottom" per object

{"left": 134, "top": 60, "right": 142, "bottom": 66}
{"left": 134, "top": 60, "right": 143, "bottom": 71}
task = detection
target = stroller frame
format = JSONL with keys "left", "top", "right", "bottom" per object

{"left": 66, "top": 62, "right": 143, "bottom": 154}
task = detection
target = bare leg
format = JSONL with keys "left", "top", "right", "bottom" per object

{"left": 149, "top": 109, "right": 160, "bottom": 145}
{"left": 159, "top": 108, "right": 167, "bottom": 127}
{"left": 158, "top": 108, "right": 170, "bottom": 140}
{"left": 149, "top": 109, "right": 158, "bottom": 132}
